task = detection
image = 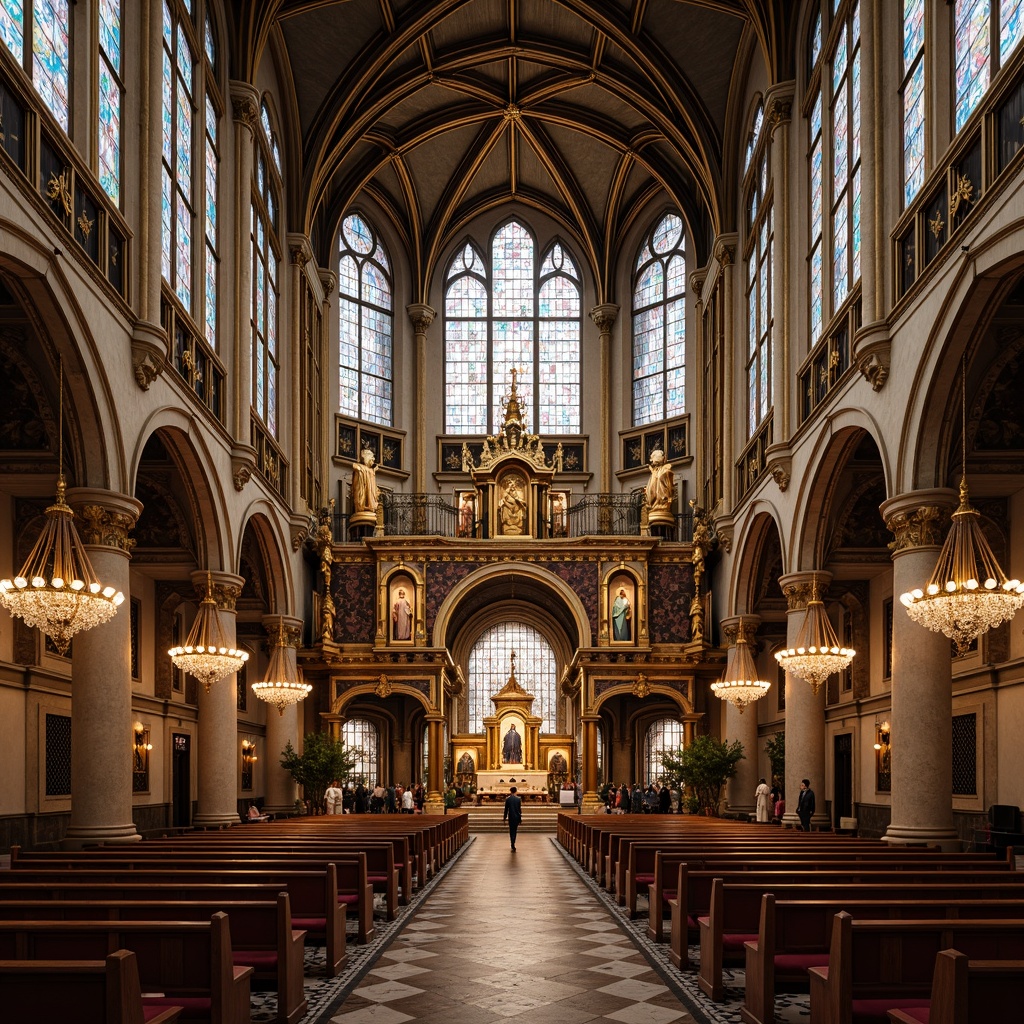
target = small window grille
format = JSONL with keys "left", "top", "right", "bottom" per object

{"left": 951, "top": 712, "right": 977, "bottom": 795}
{"left": 45, "top": 713, "right": 72, "bottom": 796}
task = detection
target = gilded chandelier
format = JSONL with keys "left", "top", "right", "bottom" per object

{"left": 775, "top": 576, "right": 854, "bottom": 695}
{"left": 0, "top": 361, "right": 123, "bottom": 654}
{"left": 710, "top": 617, "right": 770, "bottom": 712}
{"left": 252, "top": 627, "right": 311, "bottom": 714}
{"left": 900, "top": 359, "right": 1024, "bottom": 654}
{"left": 168, "top": 572, "right": 248, "bottom": 691}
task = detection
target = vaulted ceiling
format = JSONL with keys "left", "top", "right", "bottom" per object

{"left": 232, "top": 1, "right": 796, "bottom": 296}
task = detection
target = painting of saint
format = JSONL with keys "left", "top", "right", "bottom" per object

{"left": 389, "top": 575, "right": 414, "bottom": 642}
{"left": 457, "top": 491, "right": 476, "bottom": 537}
{"left": 502, "top": 722, "right": 523, "bottom": 763}
{"left": 457, "top": 750, "right": 475, "bottom": 774}
{"left": 549, "top": 491, "right": 569, "bottom": 537}
{"left": 609, "top": 575, "right": 635, "bottom": 643}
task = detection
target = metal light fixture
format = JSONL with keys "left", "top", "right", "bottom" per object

{"left": 0, "top": 359, "right": 124, "bottom": 654}
{"left": 900, "top": 358, "right": 1024, "bottom": 654}
{"left": 168, "top": 572, "right": 248, "bottom": 691}
{"left": 775, "top": 575, "right": 855, "bottom": 695}
{"left": 872, "top": 720, "right": 891, "bottom": 751}
{"left": 711, "top": 617, "right": 771, "bottom": 712}
{"left": 252, "top": 626, "right": 311, "bottom": 714}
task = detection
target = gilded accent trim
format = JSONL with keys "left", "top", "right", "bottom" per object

{"left": 885, "top": 505, "right": 944, "bottom": 551}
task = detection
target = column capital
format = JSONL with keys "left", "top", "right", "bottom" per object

{"left": 191, "top": 569, "right": 244, "bottom": 611}
{"left": 406, "top": 303, "right": 436, "bottom": 332}
{"left": 881, "top": 489, "right": 956, "bottom": 553}
{"left": 68, "top": 488, "right": 143, "bottom": 553}
{"left": 764, "top": 81, "right": 796, "bottom": 137}
{"left": 589, "top": 303, "right": 620, "bottom": 332}
{"left": 319, "top": 269, "right": 337, "bottom": 298}
{"left": 720, "top": 613, "right": 761, "bottom": 645}
{"left": 262, "top": 614, "right": 303, "bottom": 647}
{"left": 713, "top": 233, "right": 739, "bottom": 269}
{"left": 778, "top": 570, "right": 831, "bottom": 611}
{"left": 287, "top": 233, "right": 314, "bottom": 270}
{"left": 229, "top": 81, "right": 260, "bottom": 137}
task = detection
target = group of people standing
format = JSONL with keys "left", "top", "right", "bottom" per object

{"left": 754, "top": 778, "right": 812, "bottom": 829}
{"left": 606, "top": 781, "right": 674, "bottom": 814}
{"left": 323, "top": 780, "right": 425, "bottom": 815}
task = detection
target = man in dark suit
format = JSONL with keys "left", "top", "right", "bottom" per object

{"left": 797, "top": 778, "right": 815, "bottom": 832}
{"left": 503, "top": 786, "right": 523, "bottom": 851}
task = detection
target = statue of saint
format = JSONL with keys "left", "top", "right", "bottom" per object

{"left": 351, "top": 449, "right": 379, "bottom": 516}
{"left": 321, "top": 589, "right": 336, "bottom": 644}
{"left": 645, "top": 449, "right": 675, "bottom": 522}
{"left": 391, "top": 587, "right": 412, "bottom": 641}
{"left": 502, "top": 723, "right": 523, "bottom": 763}
{"left": 498, "top": 476, "right": 527, "bottom": 536}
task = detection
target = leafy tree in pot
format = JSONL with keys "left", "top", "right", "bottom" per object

{"left": 280, "top": 733, "right": 362, "bottom": 815}
{"left": 660, "top": 734, "right": 745, "bottom": 816}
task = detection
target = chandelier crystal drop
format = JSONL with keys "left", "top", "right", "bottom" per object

{"left": 774, "top": 576, "right": 855, "bottom": 695}
{"left": 168, "top": 572, "right": 249, "bottom": 692}
{"left": 252, "top": 630, "right": 311, "bottom": 715}
{"left": 900, "top": 359, "right": 1024, "bottom": 654}
{"left": 711, "top": 618, "right": 771, "bottom": 712}
{"left": 0, "top": 360, "right": 123, "bottom": 655}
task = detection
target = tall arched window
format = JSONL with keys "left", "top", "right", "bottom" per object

{"left": 98, "top": 1, "right": 123, "bottom": 203}
{"left": 644, "top": 718, "right": 684, "bottom": 783}
{"left": 338, "top": 213, "right": 393, "bottom": 425}
{"left": 901, "top": 0, "right": 925, "bottom": 206}
{"left": 467, "top": 623, "right": 557, "bottom": 734}
{"left": 808, "top": 9, "right": 824, "bottom": 345}
{"left": 955, "top": 1, "right": 1024, "bottom": 131}
{"left": 631, "top": 212, "right": 686, "bottom": 426}
{"left": 162, "top": 0, "right": 219, "bottom": 327}
{"left": 444, "top": 223, "right": 581, "bottom": 434}
{"left": 342, "top": 718, "right": 379, "bottom": 786}
{"left": 252, "top": 100, "right": 281, "bottom": 436}
{"left": 1, "top": 1, "right": 71, "bottom": 132}
{"left": 744, "top": 102, "right": 773, "bottom": 438}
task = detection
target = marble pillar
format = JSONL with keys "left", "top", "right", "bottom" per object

{"left": 581, "top": 714, "right": 600, "bottom": 811}
{"left": 193, "top": 570, "right": 245, "bottom": 828}
{"left": 63, "top": 490, "right": 144, "bottom": 847}
{"left": 407, "top": 304, "right": 436, "bottom": 493}
{"left": 426, "top": 714, "right": 444, "bottom": 806}
{"left": 881, "top": 490, "right": 959, "bottom": 848}
{"left": 719, "top": 615, "right": 761, "bottom": 817}
{"left": 260, "top": 614, "right": 303, "bottom": 817}
{"left": 589, "top": 304, "right": 619, "bottom": 492}
{"left": 779, "top": 572, "right": 829, "bottom": 830}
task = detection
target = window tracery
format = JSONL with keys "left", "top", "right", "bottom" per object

{"left": 744, "top": 102, "right": 772, "bottom": 438}
{"left": 955, "top": 0, "right": 1024, "bottom": 131}
{"left": 343, "top": 718, "right": 379, "bottom": 786}
{"left": 644, "top": 718, "right": 683, "bottom": 783}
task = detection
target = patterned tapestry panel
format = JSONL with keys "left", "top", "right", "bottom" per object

{"left": 647, "top": 561, "right": 694, "bottom": 643}
{"left": 425, "top": 562, "right": 485, "bottom": 635}
{"left": 548, "top": 560, "right": 599, "bottom": 639}
{"left": 332, "top": 562, "right": 376, "bottom": 643}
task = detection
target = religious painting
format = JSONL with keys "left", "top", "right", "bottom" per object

{"left": 547, "top": 750, "right": 569, "bottom": 775}
{"left": 455, "top": 749, "right": 477, "bottom": 777}
{"left": 388, "top": 573, "right": 415, "bottom": 644}
{"left": 455, "top": 490, "right": 477, "bottom": 538}
{"left": 608, "top": 573, "right": 636, "bottom": 644}
{"left": 500, "top": 719, "right": 524, "bottom": 764}
{"left": 549, "top": 490, "right": 569, "bottom": 538}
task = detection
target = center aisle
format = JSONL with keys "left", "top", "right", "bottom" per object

{"left": 326, "top": 833, "right": 697, "bottom": 1024}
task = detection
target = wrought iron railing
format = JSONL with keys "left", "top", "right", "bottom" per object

{"left": 564, "top": 493, "right": 644, "bottom": 537}
{"left": 383, "top": 493, "right": 459, "bottom": 537}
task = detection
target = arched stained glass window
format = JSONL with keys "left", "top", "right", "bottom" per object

{"left": 338, "top": 213, "right": 393, "bottom": 426}
{"left": 901, "top": 0, "right": 925, "bottom": 206}
{"left": 343, "top": 718, "right": 380, "bottom": 786}
{"left": 444, "top": 223, "right": 581, "bottom": 434}
{"left": 1, "top": 1, "right": 70, "bottom": 132}
{"left": 252, "top": 99, "right": 281, "bottom": 437}
{"left": 632, "top": 212, "right": 686, "bottom": 426}
{"left": 467, "top": 623, "right": 558, "bottom": 734}
{"left": 98, "top": 1, "right": 123, "bottom": 203}
{"left": 955, "top": 1, "right": 1024, "bottom": 131}
{"left": 830, "top": 1, "right": 860, "bottom": 309}
{"left": 808, "top": 9, "right": 824, "bottom": 346}
{"left": 644, "top": 718, "right": 684, "bottom": 784}
{"left": 744, "top": 102, "right": 773, "bottom": 439}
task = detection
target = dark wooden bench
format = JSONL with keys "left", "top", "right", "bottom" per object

{"left": 887, "top": 949, "right": 1024, "bottom": 1024}
{"left": 0, "top": 895, "right": 305, "bottom": 1024}
{"left": 0, "top": 913, "right": 251, "bottom": 1024}
{"left": 807, "top": 913, "right": 1024, "bottom": 1024}
{"left": 739, "top": 891, "right": 1024, "bottom": 1024}
{"left": 0, "top": 949, "right": 183, "bottom": 1024}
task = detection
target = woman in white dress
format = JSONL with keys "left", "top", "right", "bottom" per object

{"left": 754, "top": 777, "right": 772, "bottom": 823}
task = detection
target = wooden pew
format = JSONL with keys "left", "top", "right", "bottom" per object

{"left": 0, "top": 913, "right": 252, "bottom": 1024}
{"left": 807, "top": 913, "right": 1024, "bottom": 1024}
{"left": 740, "top": 891, "right": 1024, "bottom": 1024}
{"left": 0, "top": 896, "right": 305, "bottom": 1024}
{"left": 0, "top": 949, "right": 183, "bottom": 1024}
{"left": 888, "top": 949, "right": 1024, "bottom": 1024}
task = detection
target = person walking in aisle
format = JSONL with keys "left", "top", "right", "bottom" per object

{"left": 503, "top": 785, "right": 523, "bottom": 851}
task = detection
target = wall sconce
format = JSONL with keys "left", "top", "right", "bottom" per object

{"left": 873, "top": 720, "right": 891, "bottom": 751}
{"left": 133, "top": 722, "right": 153, "bottom": 755}
{"left": 241, "top": 738, "right": 258, "bottom": 765}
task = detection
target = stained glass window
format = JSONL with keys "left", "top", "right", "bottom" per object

{"left": 632, "top": 212, "right": 686, "bottom": 426}
{"left": 342, "top": 718, "right": 379, "bottom": 786}
{"left": 444, "top": 223, "right": 581, "bottom": 434}
{"left": 467, "top": 624, "right": 558, "bottom": 734}
{"left": 31, "top": 1, "right": 69, "bottom": 131}
{"left": 338, "top": 212, "right": 393, "bottom": 425}
{"left": 1002, "top": 0, "right": 1024, "bottom": 61}
{"left": 252, "top": 98, "right": 281, "bottom": 436}
{"left": 645, "top": 719, "right": 683, "bottom": 784}
{"left": 810, "top": 89, "right": 823, "bottom": 345}
{"left": 744, "top": 104, "right": 772, "bottom": 439}
{"left": 0, "top": 1, "right": 24, "bottom": 63}
{"left": 902, "top": 0, "right": 925, "bottom": 206}
{"left": 204, "top": 91, "right": 218, "bottom": 347}
{"left": 98, "top": 0, "right": 122, "bottom": 203}
{"left": 830, "top": 1, "right": 860, "bottom": 309}
{"left": 954, "top": 2, "right": 1024, "bottom": 131}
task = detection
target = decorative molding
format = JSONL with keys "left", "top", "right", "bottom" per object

{"left": 374, "top": 672, "right": 393, "bottom": 698}
{"left": 231, "top": 444, "right": 258, "bottom": 492}
{"left": 765, "top": 96, "right": 793, "bottom": 136}
{"left": 406, "top": 303, "right": 436, "bottom": 334}
{"left": 780, "top": 579, "right": 815, "bottom": 611}
{"left": 130, "top": 321, "right": 168, "bottom": 391}
{"left": 884, "top": 505, "right": 945, "bottom": 552}
{"left": 714, "top": 240, "right": 734, "bottom": 267}
{"left": 632, "top": 672, "right": 651, "bottom": 699}
{"left": 194, "top": 575, "right": 243, "bottom": 611}
{"left": 231, "top": 92, "right": 259, "bottom": 136}
{"left": 78, "top": 506, "right": 137, "bottom": 552}
{"left": 765, "top": 447, "right": 792, "bottom": 492}
{"left": 589, "top": 303, "right": 620, "bottom": 334}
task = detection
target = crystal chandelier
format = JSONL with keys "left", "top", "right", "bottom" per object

{"left": 0, "top": 360, "right": 124, "bottom": 654}
{"left": 900, "top": 359, "right": 1024, "bottom": 654}
{"left": 711, "top": 617, "right": 770, "bottom": 712}
{"left": 168, "top": 572, "right": 248, "bottom": 691}
{"left": 775, "top": 575, "right": 854, "bottom": 695}
{"left": 251, "top": 627, "right": 311, "bottom": 715}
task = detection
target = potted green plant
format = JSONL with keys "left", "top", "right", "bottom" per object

{"left": 660, "top": 734, "right": 745, "bottom": 817}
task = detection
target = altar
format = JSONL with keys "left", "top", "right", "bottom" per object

{"left": 475, "top": 770, "right": 548, "bottom": 796}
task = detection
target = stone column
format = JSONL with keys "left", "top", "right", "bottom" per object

{"left": 589, "top": 304, "right": 619, "bottom": 492}
{"left": 425, "top": 714, "right": 445, "bottom": 808}
{"left": 881, "top": 490, "right": 959, "bottom": 847}
{"left": 713, "top": 236, "right": 738, "bottom": 510}
{"left": 779, "top": 572, "right": 829, "bottom": 830}
{"left": 407, "top": 304, "right": 436, "bottom": 493}
{"left": 62, "top": 490, "right": 144, "bottom": 847}
{"left": 229, "top": 82, "right": 259, "bottom": 443}
{"left": 260, "top": 614, "right": 303, "bottom": 817}
{"left": 287, "top": 237, "right": 313, "bottom": 511}
{"left": 192, "top": 570, "right": 245, "bottom": 828}
{"left": 719, "top": 615, "right": 761, "bottom": 817}
{"left": 765, "top": 83, "right": 795, "bottom": 444}
{"left": 581, "top": 714, "right": 600, "bottom": 810}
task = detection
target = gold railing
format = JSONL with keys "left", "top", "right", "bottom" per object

{"left": 736, "top": 412, "right": 773, "bottom": 498}
{"left": 798, "top": 295, "right": 858, "bottom": 424}
{"left": 251, "top": 415, "right": 288, "bottom": 498}
{"left": 163, "top": 293, "right": 226, "bottom": 423}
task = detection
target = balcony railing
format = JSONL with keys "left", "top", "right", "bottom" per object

{"left": 564, "top": 493, "right": 644, "bottom": 537}
{"left": 383, "top": 493, "right": 458, "bottom": 537}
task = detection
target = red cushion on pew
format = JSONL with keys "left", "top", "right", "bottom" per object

{"left": 775, "top": 953, "right": 830, "bottom": 972}
{"left": 687, "top": 916, "right": 698, "bottom": 929}
{"left": 850, "top": 999, "right": 930, "bottom": 1024}
{"left": 891, "top": 1009, "right": 929, "bottom": 1024}
{"left": 663, "top": 889, "right": 677, "bottom": 902}
{"left": 234, "top": 950, "right": 278, "bottom": 969}
{"left": 337, "top": 895, "right": 359, "bottom": 905}
{"left": 143, "top": 996, "right": 211, "bottom": 1019}
{"left": 367, "top": 875, "right": 388, "bottom": 883}
{"left": 636, "top": 873, "right": 655, "bottom": 884}
{"left": 722, "top": 932, "right": 759, "bottom": 950}
{"left": 292, "top": 916, "right": 327, "bottom": 930}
